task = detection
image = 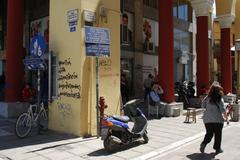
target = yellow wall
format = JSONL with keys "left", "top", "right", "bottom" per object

{"left": 49, "top": 0, "right": 120, "bottom": 136}
{"left": 216, "top": 0, "right": 232, "bottom": 16}
{"left": 234, "top": 0, "right": 240, "bottom": 39}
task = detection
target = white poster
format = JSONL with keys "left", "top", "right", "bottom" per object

{"left": 143, "top": 18, "right": 158, "bottom": 46}
{"left": 30, "top": 17, "right": 49, "bottom": 45}
{"left": 121, "top": 12, "right": 133, "bottom": 43}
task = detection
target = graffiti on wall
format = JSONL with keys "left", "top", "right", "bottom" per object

{"left": 99, "top": 59, "right": 112, "bottom": 71}
{"left": 58, "top": 58, "right": 81, "bottom": 99}
{"left": 57, "top": 102, "right": 73, "bottom": 126}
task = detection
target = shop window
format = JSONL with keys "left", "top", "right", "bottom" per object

{"left": 178, "top": 4, "right": 188, "bottom": 21}
{"left": 121, "top": 12, "right": 133, "bottom": 44}
{"left": 173, "top": 7, "right": 178, "bottom": 17}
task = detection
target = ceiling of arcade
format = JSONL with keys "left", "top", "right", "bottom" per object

{"left": 215, "top": 0, "right": 240, "bottom": 39}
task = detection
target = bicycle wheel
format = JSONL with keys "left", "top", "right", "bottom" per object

{"left": 15, "top": 113, "right": 32, "bottom": 138}
{"left": 39, "top": 109, "right": 48, "bottom": 131}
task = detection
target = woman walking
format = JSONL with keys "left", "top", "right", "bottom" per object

{"left": 200, "top": 82, "right": 229, "bottom": 154}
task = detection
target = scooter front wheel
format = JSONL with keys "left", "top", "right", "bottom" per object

{"left": 143, "top": 131, "right": 149, "bottom": 143}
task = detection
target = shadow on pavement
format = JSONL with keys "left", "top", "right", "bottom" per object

{"left": 87, "top": 140, "right": 144, "bottom": 157}
{"left": 186, "top": 152, "right": 218, "bottom": 160}
{"left": 0, "top": 118, "right": 84, "bottom": 151}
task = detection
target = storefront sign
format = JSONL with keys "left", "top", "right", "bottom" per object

{"left": 84, "top": 10, "right": 96, "bottom": 22}
{"left": 85, "top": 26, "right": 110, "bottom": 56}
{"left": 67, "top": 9, "right": 79, "bottom": 32}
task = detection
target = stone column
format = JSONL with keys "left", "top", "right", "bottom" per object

{"left": 218, "top": 14, "right": 235, "bottom": 93}
{"left": 191, "top": 0, "right": 214, "bottom": 96}
{"left": 133, "top": 0, "right": 144, "bottom": 98}
{"left": 158, "top": 0, "right": 174, "bottom": 103}
{"left": 5, "top": 0, "right": 24, "bottom": 102}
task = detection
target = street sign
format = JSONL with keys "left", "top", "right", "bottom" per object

{"left": 67, "top": 9, "right": 78, "bottom": 23}
{"left": 84, "top": 10, "right": 96, "bottom": 22}
{"left": 23, "top": 58, "right": 46, "bottom": 70}
{"left": 67, "top": 9, "right": 79, "bottom": 33}
{"left": 85, "top": 26, "right": 110, "bottom": 56}
{"left": 86, "top": 44, "right": 110, "bottom": 56}
{"left": 30, "top": 35, "right": 47, "bottom": 58}
{"left": 84, "top": 26, "right": 111, "bottom": 137}
{"left": 85, "top": 26, "right": 110, "bottom": 44}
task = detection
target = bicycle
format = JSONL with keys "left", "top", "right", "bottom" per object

{"left": 15, "top": 102, "right": 48, "bottom": 138}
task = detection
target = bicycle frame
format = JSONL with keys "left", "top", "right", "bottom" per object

{"left": 27, "top": 103, "right": 47, "bottom": 125}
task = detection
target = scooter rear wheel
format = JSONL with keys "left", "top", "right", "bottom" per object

{"left": 104, "top": 136, "right": 120, "bottom": 152}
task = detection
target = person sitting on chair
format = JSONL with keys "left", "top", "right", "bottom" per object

{"left": 149, "top": 82, "right": 165, "bottom": 117}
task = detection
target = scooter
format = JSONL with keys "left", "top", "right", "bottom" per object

{"left": 101, "top": 99, "right": 148, "bottom": 152}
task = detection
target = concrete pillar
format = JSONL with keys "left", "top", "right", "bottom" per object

{"left": 158, "top": 0, "right": 174, "bottom": 103}
{"left": 191, "top": 0, "right": 214, "bottom": 96}
{"left": 218, "top": 14, "right": 235, "bottom": 93}
{"left": 5, "top": 0, "right": 24, "bottom": 102}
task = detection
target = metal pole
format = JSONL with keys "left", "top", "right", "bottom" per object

{"left": 96, "top": 56, "right": 100, "bottom": 138}
{"left": 37, "top": 69, "right": 41, "bottom": 110}
{"left": 48, "top": 51, "right": 52, "bottom": 103}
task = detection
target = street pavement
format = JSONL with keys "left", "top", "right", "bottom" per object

{"left": 150, "top": 123, "right": 240, "bottom": 160}
{"left": 0, "top": 114, "right": 238, "bottom": 160}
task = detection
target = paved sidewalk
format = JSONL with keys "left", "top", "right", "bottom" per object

{"left": 150, "top": 123, "right": 240, "bottom": 160}
{"left": 0, "top": 115, "right": 209, "bottom": 160}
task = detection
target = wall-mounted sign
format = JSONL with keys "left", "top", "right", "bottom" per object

{"left": 67, "top": 9, "right": 79, "bottom": 32}
{"left": 85, "top": 26, "right": 110, "bottom": 56}
{"left": 236, "top": 40, "right": 240, "bottom": 51}
{"left": 84, "top": 10, "right": 96, "bottom": 22}
{"left": 30, "top": 35, "right": 47, "bottom": 58}
{"left": 23, "top": 58, "right": 46, "bottom": 70}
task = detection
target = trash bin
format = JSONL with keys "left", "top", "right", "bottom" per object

{"left": 231, "top": 104, "right": 240, "bottom": 122}
{"left": 223, "top": 93, "right": 236, "bottom": 103}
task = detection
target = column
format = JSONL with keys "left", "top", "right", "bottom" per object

{"left": 5, "top": 0, "right": 24, "bottom": 102}
{"left": 191, "top": 0, "right": 213, "bottom": 96}
{"left": 158, "top": 0, "right": 174, "bottom": 103}
{"left": 218, "top": 15, "right": 234, "bottom": 93}
{"left": 133, "top": 0, "right": 144, "bottom": 98}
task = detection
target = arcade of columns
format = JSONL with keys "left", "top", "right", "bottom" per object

{"left": 158, "top": 0, "right": 238, "bottom": 103}
{"left": 4, "top": 0, "right": 239, "bottom": 102}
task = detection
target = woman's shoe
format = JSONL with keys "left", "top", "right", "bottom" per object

{"left": 200, "top": 143, "right": 206, "bottom": 153}
{"left": 215, "top": 149, "right": 223, "bottom": 154}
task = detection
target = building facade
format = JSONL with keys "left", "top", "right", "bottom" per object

{"left": 1, "top": 0, "right": 240, "bottom": 136}
{"left": 120, "top": 0, "right": 196, "bottom": 99}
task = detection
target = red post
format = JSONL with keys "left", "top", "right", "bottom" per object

{"left": 99, "top": 97, "right": 107, "bottom": 126}
{"left": 221, "top": 28, "right": 232, "bottom": 93}
{"left": 5, "top": 0, "right": 25, "bottom": 102}
{"left": 158, "top": 0, "right": 175, "bottom": 103}
{"left": 196, "top": 16, "right": 209, "bottom": 96}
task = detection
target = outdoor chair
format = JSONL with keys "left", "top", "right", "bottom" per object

{"left": 147, "top": 95, "right": 166, "bottom": 118}
{"left": 184, "top": 107, "right": 196, "bottom": 123}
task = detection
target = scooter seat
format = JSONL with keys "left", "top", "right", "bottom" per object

{"left": 112, "top": 115, "right": 130, "bottom": 123}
